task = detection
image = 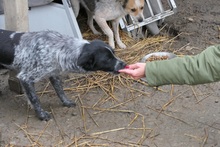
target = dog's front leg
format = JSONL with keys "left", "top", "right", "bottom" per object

{"left": 112, "top": 18, "right": 126, "bottom": 49}
{"left": 49, "top": 76, "right": 76, "bottom": 107}
{"left": 94, "top": 17, "right": 115, "bottom": 48}
{"left": 20, "top": 80, "right": 51, "bottom": 121}
{"left": 86, "top": 10, "right": 102, "bottom": 35}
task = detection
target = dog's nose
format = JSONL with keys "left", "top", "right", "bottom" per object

{"left": 138, "top": 17, "right": 143, "bottom": 22}
{"left": 120, "top": 62, "right": 126, "bottom": 68}
{"left": 114, "top": 61, "right": 126, "bottom": 74}
{"left": 118, "top": 61, "right": 126, "bottom": 70}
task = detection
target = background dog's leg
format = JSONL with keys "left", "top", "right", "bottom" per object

{"left": 112, "top": 19, "right": 126, "bottom": 49}
{"left": 70, "top": 0, "right": 80, "bottom": 17}
{"left": 94, "top": 17, "right": 115, "bottom": 48}
{"left": 49, "top": 76, "right": 76, "bottom": 107}
{"left": 86, "top": 10, "right": 102, "bottom": 35}
{"left": 20, "top": 80, "right": 51, "bottom": 121}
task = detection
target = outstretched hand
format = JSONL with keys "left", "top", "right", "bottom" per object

{"left": 119, "top": 63, "right": 146, "bottom": 80}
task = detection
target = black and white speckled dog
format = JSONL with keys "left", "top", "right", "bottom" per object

{"left": 0, "top": 29, "right": 126, "bottom": 121}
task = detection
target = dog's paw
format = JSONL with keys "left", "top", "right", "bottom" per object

{"left": 37, "top": 111, "right": 51, "bottom": 121}
{"left": 118, "top": 42, "right": 126, "bottom": 49}
{"left": 63, "top": 100, "right": 76, "bottom": 108}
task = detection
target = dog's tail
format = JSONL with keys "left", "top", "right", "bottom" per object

{"left": 70, "top": 0, "right": 80, "bottom": 17}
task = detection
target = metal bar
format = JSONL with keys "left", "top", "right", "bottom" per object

{"left": 168, "top": 0, "right": 177, "bottom": 13}
{"left": 62, "top": 0, "right": 82, "bottom": 39}
{"left": 146, "top": 0, "right": 154, "bottom": 16}
{"left": 156, "top": 0, "right": 164, "bottom": 12}
{"left": 123, "top": 10, "right": 175, "bottom": 32}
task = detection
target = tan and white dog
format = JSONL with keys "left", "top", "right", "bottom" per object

{"left": 71, "top": 0, "right": 145, "bottom": 49}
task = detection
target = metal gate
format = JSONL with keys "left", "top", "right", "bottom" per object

{"left": 119, "top": 0, "right": 177, "bottom": 36}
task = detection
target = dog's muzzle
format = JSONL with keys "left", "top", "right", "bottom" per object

{"left": 114, "top": 60, "right": 126, "bottom": 74}
{"left": 138, "top": 17, "right": 143, "bottom": 22}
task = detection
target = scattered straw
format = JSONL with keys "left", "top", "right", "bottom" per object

{"left": 156, "top": 89, "right": 189, "bottom": 118}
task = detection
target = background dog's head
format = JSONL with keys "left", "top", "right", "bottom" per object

{"left": 77, "top": 40, "right": 126, "bottom": 73}
{"left": 123, "top": 0, "right": 145, "bottom": 22}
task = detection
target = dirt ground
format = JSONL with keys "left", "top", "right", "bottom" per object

{"left": 1, "top": 0, "right": 220, "bottom": 146}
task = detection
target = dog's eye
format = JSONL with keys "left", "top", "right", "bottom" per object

{"left": 131, "top": 8, "right": 136, "bottom": 12}
{"left": 140, "top": 6, "right": 144, "bottom": 10}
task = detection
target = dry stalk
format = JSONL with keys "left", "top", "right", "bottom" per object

{"left": 191, "top": 86, "right": 200, "bottom": 103}
{"left": 196, "top": 93, "right": 213, "bottom": 104}
{"left": 146, "top": 106, "right": 192, "bottom": 126}
{"left": 184, "top": 134, "right": 203, "bottom": 141}
{"left": 86, "top": 143, "right": 109, "bottom": 146}
{"left": 201, "top": 128, "right": 209, "bottom": 147}
{"left": 170, "top": 85, "right": 174, "bottom": 96}
{"left": 36, "top": 121, "right": 50, "bottom": 143}
{"left": 66, "top": 134, "right": 85, "bottom": 147}
{"left": 74, "top": 134, "right": 78, "bottom": 147}
{"left": 95, "top": 136, "right": 140, "bottom": 147}
{"left": 156, "top": 90, "right": 188, "bottom": 119}
{"left": 92, "top": 96, "right": 103, "bottom": 108}
{"left": 173, "top": 43, "right": 190, "bottom": 54}
{"left": 75, "top": 141, "right": 91, "bottom": 147}
{"left": 14, "top": 123, "right": 42, "bottom": 146}
{"left": 128, "top": 113, "right": 139, "bottom": 126}
{"left": 78, "top": 96, "right": 99, "bottom": 127}
{"left": 94, "top": 94, "right": 143, "bottom": 115}
{"left": 90, "top": 127, "right": 151, "bottom": 136}
{"left": 82, "top": 106, "right": 135, "bottom": 114}
{"left": 137, "top": 114, "right": 147, "bottom": 145}
{"left": 77, "top": 96, "right": 88, "bottom": 133}
{"left": 50, "top": 107, "right": 67, "bottom": 139}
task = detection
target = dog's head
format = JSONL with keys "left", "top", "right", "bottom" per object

{"left": 123, "top": 0, "right": 145, "bottom": 22}
{"left": 77, "top": 40, "right": 126, "bottom": 74}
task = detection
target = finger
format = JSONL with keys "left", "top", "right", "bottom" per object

{"left": 125, "top": 65, "right": 130, "bottom": 69}
{"left": 118, "top": 69, "right": 133, "bottom": 74}
{"left": 120, "top": 69, "right": 139, "bottom": 77}
{"left": 125, "top": 64, "right": 139, "bottom": 69}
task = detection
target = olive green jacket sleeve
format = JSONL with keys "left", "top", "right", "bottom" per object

{"left": 145, "top": 45, "right": 220, "bottom": 86}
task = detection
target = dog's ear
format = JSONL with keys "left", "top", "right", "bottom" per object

{"left": 77, "top": 52, "right": 95, "bottom": 70}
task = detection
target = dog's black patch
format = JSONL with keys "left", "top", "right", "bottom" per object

{"left": 0, "top": 29, "right": 24, "bottom": 65}
{"left": 78, "top": 40, "right": 125, "bottom": 73}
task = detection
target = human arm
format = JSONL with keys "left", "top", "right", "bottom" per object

{"left": 146, "top": 45, "right": 220, "bottom": 86}
{"left": 119, "top": 45, "right": 220, "bottom": 86}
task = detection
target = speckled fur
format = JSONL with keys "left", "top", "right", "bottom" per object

{"left": 0, "top": 30, "right": 126, "bottom": 121}
{"left": 12, "top": 30, "right": 87, "bottom": 82}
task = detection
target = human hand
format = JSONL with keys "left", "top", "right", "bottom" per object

{"left": 118, "top": 63, "right": 146, "bottom": 80}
